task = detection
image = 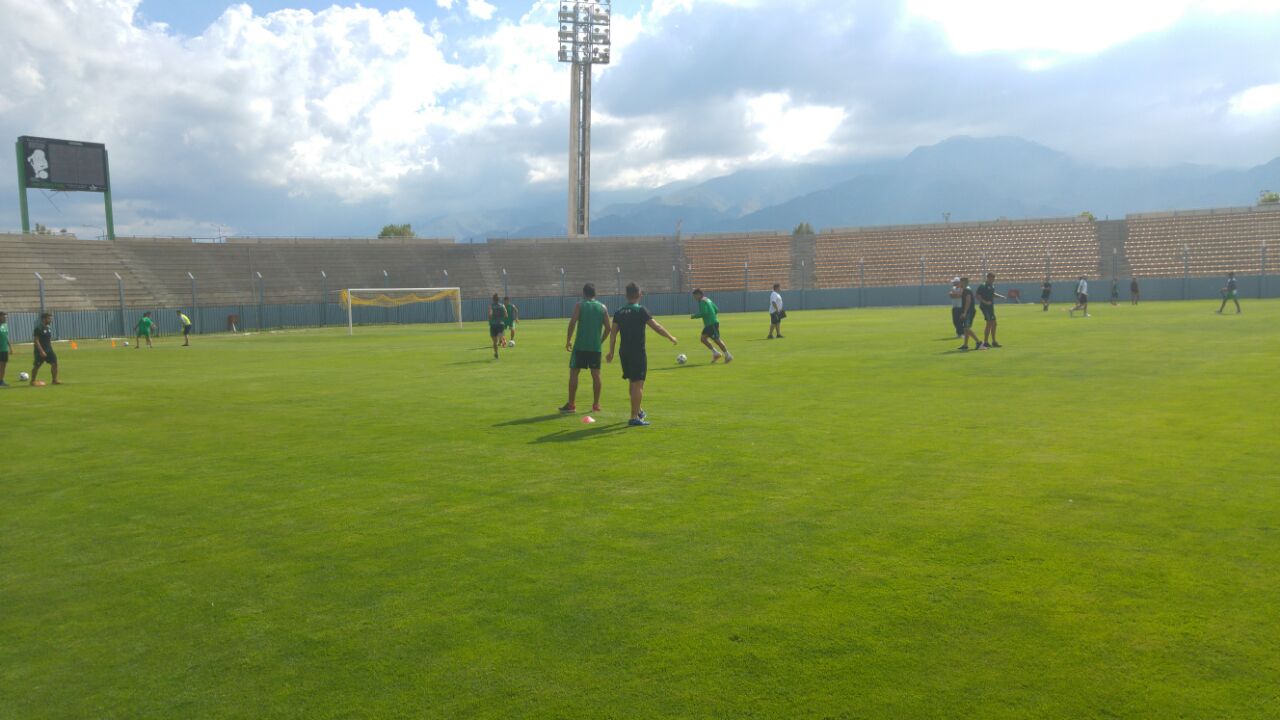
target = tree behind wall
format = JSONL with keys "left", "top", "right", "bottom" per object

{"left": 379, "top": 223, "right": 414, "bottom": 237}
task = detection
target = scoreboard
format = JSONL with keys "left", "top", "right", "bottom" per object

{"left": 20, "top": 136, "right": 110, "bottom": 192}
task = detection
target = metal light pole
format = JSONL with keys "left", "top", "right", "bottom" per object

{"left": 800, "top": 259, "right": 806, "bottom": 310}
{"left": 919, "top": 256, "right": 926, "bottom": 306}
{"left": 743, "top": 261, "right": 749, "bottom": 311}
{"left": 560, "top": 267, "right": 566, "bottom": 317}
{"left": 443, "top": 269, "right": 451, "bottom": 323}
{"left": 1112, "top": 248, "right": 1118, "bottom": 280}
{"left": 502, "top": 268, "right": 509, "bottom": 299}
{"left": 615, "top": 266, "right": 621, "bottom": 300}
{"left": 115, "top": 272, "right": 126, "bottom": 336}
{"left": 383, "top": 269, "right": 393, "bottom": 325}
{"left": 559, "top": 1, "right": 612, "bottom": 237}
{"left": 1261, "top": 240, "right": 1268, "bottom": 299}
{"left": 256, "top": 271, "right": 265, "bottom": 330}
{"left": 34, "top": 272, "right": 45, "bottom": 316}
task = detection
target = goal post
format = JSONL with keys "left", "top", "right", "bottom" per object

{"left": 341, "top": 287, "right": 463, "bottom": 334}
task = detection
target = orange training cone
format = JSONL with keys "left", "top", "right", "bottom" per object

{"left": 70, "top": 341, "right": 79, "bottom": 350}
{"left": 582, "top": 415, "right": 596, "bottom": 424}
{"left": 111, "top": 340, "right": 117, "bottom": 348}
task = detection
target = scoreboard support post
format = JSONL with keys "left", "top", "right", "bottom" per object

{"left": 16, "top": 139, "right": 30, "bottom": 234}
{"left": 103, "top": 148, "right": 116, "bottom": 240}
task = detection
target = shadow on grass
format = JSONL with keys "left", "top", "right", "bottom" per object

{"left": 493, "top": 413, "right": 569, "bottom": 427}
{"left": 651, "top": 363, "right": 712, "bottom": 372}
{"left": 935, "top": 336, "right": 964, "bottom": 341}
{"left": 446, "top": 359, "right": 495, "bottom": 366}
{"left": 531, "top": 422, "right": 629, "bottom": 443}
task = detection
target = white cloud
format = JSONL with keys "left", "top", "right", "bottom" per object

{"left": 1229, "top": 83, "right": 1280, "bottom": 116}
{"left": 436, "top": 0, "right": 455, "bottom": 8}
{"left": 745, "top": 93, "right": 846, "bottom": 161}
{"left": 467, "top": 0, "right": 497, "bottom": 20}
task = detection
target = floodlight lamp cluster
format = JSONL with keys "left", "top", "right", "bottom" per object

{"left": 558, "top": 1, "right": 612, "bottom": 65}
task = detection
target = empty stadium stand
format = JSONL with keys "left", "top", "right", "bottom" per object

{"left": 682, "top": 231, "right": 794, "bottom": 291}
{"left": 1125, "top": 205, "right": 1280, "bottom": 278}
{"left": 814, "top": 217, "right": 1099, "bottom": 288}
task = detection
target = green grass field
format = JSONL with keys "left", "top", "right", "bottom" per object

{"left": 3, "top": 300, "right": 1278, "bottom": 719}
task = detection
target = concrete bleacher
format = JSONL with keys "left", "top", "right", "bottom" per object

{"left": 1125, "top": 206, "right": 1280, "bottom": 278}
{"left": 681, "top": 231, "right": 793, "bottom": 292}
{"left": 814, "top": 217, "right": 1099, "bottom": 288}
{"left": 0, "top": 233, "right": 157, "bottom": 310}
{"left": 483, "top": 235, "right": 682, "bottom": 297}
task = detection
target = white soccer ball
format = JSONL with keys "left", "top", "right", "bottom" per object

{"left": 19, "top": 371, "right": 30, "bottom": 381}
{"left": 676, "top": 354, "right": 688, "bottom": 365}
{"left": 123, "top": 341, "right": 130, "bottom": 346}
{"left": 507, "top": 339, "right": 515, "bottom": 347}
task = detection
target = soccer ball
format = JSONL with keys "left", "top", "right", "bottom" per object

{"left": 123, "top": 341, "right": 130, "bottom": 346}
{"left": 676, "top": 354, "right": 688, "bottom": 365}
{"left": 19, "top": 372, "right": 30, "bottom": 381}
{"left": 507, "top": 339, "right": 515, "bottom": 347}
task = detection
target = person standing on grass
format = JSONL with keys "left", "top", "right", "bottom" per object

{"left": 768, "top": 283, "right": 785, "bottom": 339}
{"left": 977, "top": 272, "right": 1005, "bottom": 348}
{"left": 488, "top": 293, "right": 507, "bottom": 359}
{"left": 607, "top": 283, "right": 678, "bottom": 427}
{"left": 1217, "top": 271, "right": 1242, "bottom": 314}
{"left": 502, "top": 296, "right": 519, "bottom": 345}
{"left": 1130, "top": 276, "right": 1140, "bottom": 305}
{"left": 691, "top": 289, "right": 733, "bottom": 363}
{"left": 1069, "top": 276, "right": 1090, "bottom": 317}
{"left": 560, "top": 283, "right": 611, "bottom": 414}
{"left": 1040, "top": 279, "right": 1052, "bottom": 311}
{"left": 950, "top": 277, "right": 965, "bottom": 335}
{"left": 0, "top": 311, "right": 10, "bottom": 387}
{"left": 30, "top": 313, "right": 60, "bottom": 385}
{"left": 1110, "top": 278, "right": 1120, "bottom": 306}
{"left": 177, "top": 310, "right": 193, "bottom": 346}
{"left": 135, "top": 311, "right": 156, "bottom": 349}
{"left": 957, "top": 278, "right": 982, "bottom": 351}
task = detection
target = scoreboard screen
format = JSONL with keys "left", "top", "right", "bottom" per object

{"left": 20, "top": 136, "right": 110, "bottom": 192}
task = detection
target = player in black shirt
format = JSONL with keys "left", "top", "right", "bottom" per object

{"left": 957, "top": 278, "right": 982, "bottom": 351}
{"left": 606, "top": 283, "right": 677, "bottom": 426}
{"left": 30, "top": 313, "right": 60, "bottom": 385}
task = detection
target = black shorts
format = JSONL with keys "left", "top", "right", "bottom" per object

{"left": 570, "top": 350, "right": 601, "bottom": 370}
{"left": 183, "top": 325, "right": 192, "bottom": 336}
{"left": 489, "top": 323, "right": 505, "bottom": 338}
{"left": 0, "top": 351, "right": 8, "bottom": 362}
{"left": 34, "top": 350, "right": 57, "bottom": 366}
{"left": 701, "top": 323, "right": 721, "bottom": 340}
{"left": 770, "top": 311, "right": 783, "bottom": 325}
{"left": 620, "top": 351, "right": 647, "bottom": 382}
{"left": 1040, "top": 292, "right": 1051, "bottom": 301}
{"left": 980, "top": 305, "right": 996, "bottom": 322}
{"left": 1078, "top": 293, "right": 1088, "bottom": 304}
{"left": 962, "top": 312, "right": 975, "bottom": 330}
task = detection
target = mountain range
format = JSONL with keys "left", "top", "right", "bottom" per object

{"left": 417, "top": 136, "right": 1280, "bottom": 240}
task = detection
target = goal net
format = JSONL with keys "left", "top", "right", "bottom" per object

{"left": 341, "top": 287, "right": 463, "bottom": 334}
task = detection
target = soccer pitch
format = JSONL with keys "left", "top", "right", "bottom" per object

{"left": 3, "top": 301, "right": 1277, "bottom": 718}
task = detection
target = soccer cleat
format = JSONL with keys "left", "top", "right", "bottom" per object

{"left": 591, "top": 404, "right": 602, "bottom": 413}
{"left": 638, "top": 410, "right": 646, "bottom": 420}
{"left": 0, "top": 381, "right": 8, "bottom": 388}
{"left": 767, "top": 335, "right": 774, "bottom": 340}
{"left": 981, "top": 342, "right": 991, "bottom": 349}
{"left": 957, "top": 346, "right": 969, "bottom": 351}
{"left": 558, "top": 404, "right": 576, "bottom": 414}
{"left": 711, "top": 353, "right": 722, "bottom": 363}
{"left": 991, "top": 343, "right": 1003, "bottom": 348}
{"left": 628, "top": 418, "right": 651, "bottom": 427}
{"left": 724, "top": 353, "right": 734, "bottom": 364}
{"left": 776, "top": 335, "right": 783, "bottom": 339}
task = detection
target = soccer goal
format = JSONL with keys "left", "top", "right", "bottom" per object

{"left": 341, "top": 287, "right": 463, "bottom": 334}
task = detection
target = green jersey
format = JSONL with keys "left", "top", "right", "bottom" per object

{"left": 573, "top": 299, "right": 607, "bottom": 352}
{"left": 693, "top": 297, "right": 719, "bottom": 327}
{"left": 0, "top": 321, "right": 8, "bottom": 352}
{"left": 137, "top": 317, "right": 154, "bottom": 336}
{"left": 503, "top": 303, "right": 516, "bottom": 326}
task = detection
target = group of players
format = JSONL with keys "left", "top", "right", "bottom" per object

{"left": 485, "top": 282, "right": 788, "bottom": 426}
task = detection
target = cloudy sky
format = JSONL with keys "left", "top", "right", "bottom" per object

{"left": 2, "top": 0, "right": 1279, "bottom": 238}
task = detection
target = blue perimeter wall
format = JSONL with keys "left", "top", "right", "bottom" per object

{"left": 4, "top": 275, "right": 1275, "bottom": 343}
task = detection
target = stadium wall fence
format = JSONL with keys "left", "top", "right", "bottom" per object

{"left": 3, "top": 275, "right": 1273, "bottom": 343}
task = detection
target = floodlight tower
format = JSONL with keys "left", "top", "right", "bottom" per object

{"left": 559, "top": 1, "right": 611, "bottom": 237}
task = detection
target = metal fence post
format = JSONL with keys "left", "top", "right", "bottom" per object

{"left": 188, "top": 272, "right": 198, "bottom": 334}
{"left": 616, "top": 266, "right": 621, "bottom": 300}
{"left": 859, "top": 257, "right": 865, "bottom": 308}
{"left": 919, "top": 257, "right": 926, "bottom": 306}
{"left": 502, "top": 268, "right": 509, "bottom": 299}
{"left": 34, "top": 272, "right": 45, "bottom": 316}
{"left": 1260, "top": 240, "right": 1268, "bottom": 299}
{"left": 743, "top": 261, "right": 749, "bottom": 311}
{"left": 1182, "top": 244, "right": 1189, "bottom": 300}
{"left": 319, "top": 270, "right": 327, "bottom": 327}
{"left": 114, "top": 272, "right": 126, "bottom": 336}
{"left": 799, "top": 259, "right": 806, "bottom": 310}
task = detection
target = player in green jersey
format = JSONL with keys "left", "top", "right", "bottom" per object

{"left": 1217, "top": 271, "right": 1241, "bottom": 314}
{"left": 135, "top": 311, "right": 155, "bottom": 349}
{"left": 560, "top": 283, "right": 611, "bottom": 414}
{"left": 502, "top": 296, "right": 518, "bottom": 345}
{"left": 691, "top": 289, "right": 732, "bottom": 363}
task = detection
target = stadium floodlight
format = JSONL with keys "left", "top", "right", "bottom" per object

{"left": 342, "top": 288, "right": 463, "bottom": 335}
{"left": 559, "top": 1, "right": 611, "bottom": 237}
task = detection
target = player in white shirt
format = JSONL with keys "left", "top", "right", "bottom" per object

{"left": 1068, "top": 276, "right": 1091, "bottom": 317}
{"left": 767, "top": 283, "right": 785, "bottom": 339}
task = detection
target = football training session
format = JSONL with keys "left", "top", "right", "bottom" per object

{"left": 3, "top": 2, "right": 1280, "bottom": 718}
